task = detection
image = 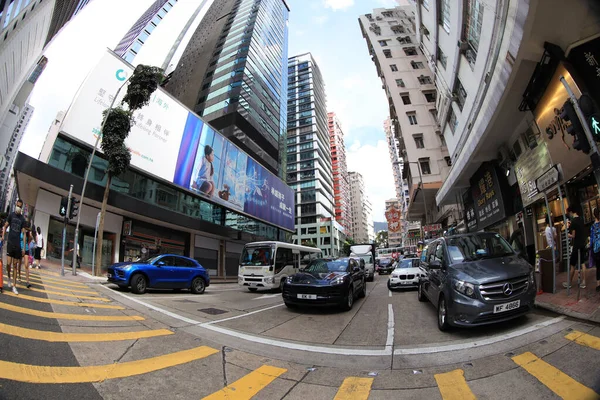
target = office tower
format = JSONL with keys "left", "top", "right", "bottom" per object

{"left": 163, "top": 0, "right": 290, "bottom": 178}
{"left": 44, "top": 0, "right": 94, "bottom": 45}
{"left": 328, "top": 112, "right": 351, "bottom": 236}
{"left": 349, "top": 171, "right": 373, "bottom": 243}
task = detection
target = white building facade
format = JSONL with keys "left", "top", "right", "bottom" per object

{"left": 349, "top": 171, "right": 374, "bottom": 243}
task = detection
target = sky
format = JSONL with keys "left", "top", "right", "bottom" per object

{"left": 20, "top": 0, "right": 400, "bottom": 221}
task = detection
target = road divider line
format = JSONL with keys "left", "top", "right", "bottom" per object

{"left": 202, "top": 304, "right": 284, "bottom": 325}
{"left": 512, "top": 352, "right": 599, "bottom": 400}
{"left": 564, "top": 330, "right": 600, "bottom": 350}
{"left": 434, "top": 369, "right": 476, "bottom": 400}
{"left": 10, "top": 283, "right": 111, "bottom": 301}
{"left": 20, "top": 274, "right": 89, "bottom": 288}
{"left": 0, "top": 322, "right": 173, "bottom": 342}
{"left": 0, "top": 346, "right": 219, "bottom": 383}
{"left": 0, "top": 302, "right": 145, "bottom": 321}
{"left": 334, "top": 377, "right": 373, "bottom": 400}
{"left": 202, "top": 365, "right": 287, "bottom": 399}
{"left": 1, "top": 291, "right": 124, "bottom": 309}
{"left": 386, "top": 304, "right": 394, "bottom": 349}
{"left": 388, "top": 290, "right": 392, "bottom": 297}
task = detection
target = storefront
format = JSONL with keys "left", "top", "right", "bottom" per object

{"left": 120, "top": 218, "right": 189, "bottom": 262}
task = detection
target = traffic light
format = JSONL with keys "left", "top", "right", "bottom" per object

{"left": 69, "top": 197, "right": 80, "bottom": 219}
{"left": 560, "top": 99, "right": 590, "bottom": 153}
{"left": 59, "top": 197, "right": 68, "bottom": 217}
{"left": 578, "top": 94, "right": 600, "bottom": 141}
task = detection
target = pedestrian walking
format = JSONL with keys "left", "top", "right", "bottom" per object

{"left": 19, "top": 226, "right": 32, "bottom": 288}
{"left": 1, "top": 199, "right": 27, "bottom": 294}
{"left": 34, "top": 226, "right": 43, "bottom": 269}
{"left": 564, "top": 207, "right": 588, "bottom": 289}
{"left": 69, "top": 241, "right": 81, "bottom": 269}
{"left": 590, "top": 208, "right": 600, "bottom": 293}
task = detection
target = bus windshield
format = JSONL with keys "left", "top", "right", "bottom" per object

{"left": 240, "top": 246, "right": 272, "bottom": 266}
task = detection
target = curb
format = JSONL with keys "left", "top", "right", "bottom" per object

{"left": 535, "top": 300, "right": 599, "bottom": 324}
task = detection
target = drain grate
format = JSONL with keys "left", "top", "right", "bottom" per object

{"left": 198, "top": 308, "right": 228, "bottom": 315}
{"left": 174, "top": 299, "right": 198, "bottom": 303}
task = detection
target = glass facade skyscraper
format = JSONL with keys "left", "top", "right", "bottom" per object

{"left": 164, "top": 0, "right": 290, "bottom": 178}
{"left": 287, "top": 53, "right": 344, "bottom": 256}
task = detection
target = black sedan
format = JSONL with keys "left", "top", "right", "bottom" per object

{"left": 377, "top": 257, "right": 395, "bottom": 274}
{"left": 282, "top": 258, "right": 366, "bottom": 310}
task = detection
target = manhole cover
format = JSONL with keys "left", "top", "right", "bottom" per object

{"left": 174, "top": 299, "right": 197, "bottom": 303}
{"left": 198, "top": 308, "right": 228, "bottom": 315}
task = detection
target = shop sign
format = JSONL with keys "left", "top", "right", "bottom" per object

{"left": 423, "top": 224, "right": 442, "bottom": 233}
{"left": 60, "top": 51, "right": 295, "bottom": 231}
{"left": 469, "top": 162, "right": 506, "bottom": 231}
{"left": 568, "top": 37, "right": 600, "bottom": 108}
{"left": 385, "top": 205, "right": 401, "bottom": 233}
{"left": 535, "top": 164, "right": 561, "bottom": 193}
{"left": 123, "top": 221, "right": 132, "bottom": 236}
{"left": 319, "top": 226, "right": 327, "bottom": 234}
{"left": 465, "top": 203, "right": 478, "bottom": 231}
{"left": 514, "top": 142, "right": 553, "bottom": 207}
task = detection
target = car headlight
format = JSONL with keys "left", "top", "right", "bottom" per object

{"left": 120, "top": 265, "right": 133, "bottom": 271}
{"left": 331, "top": 277, "right": 345, "bottom": 285}
{"left": 529, "top": 271, "right": 535, "bottom": 286}
{"left": 392, "top": 274, "right": 399, "bottom": 278}
{"left": 265, "top": 277, "right": 274, "bottom": 284}
{"left": 286, "top": 276, "right": 293, "bottom": 284}
{"left": 453, "top": 280, "right": 477, "bottom": 298}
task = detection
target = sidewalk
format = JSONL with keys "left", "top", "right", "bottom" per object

{"left": 535, "top": 269, "right": 600, "bottom": 323}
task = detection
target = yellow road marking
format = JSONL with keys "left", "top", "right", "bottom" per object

{"left": 27, "top": 280, "right": 97, "bottom": 295}
{"left": 0, "top": 346, "right": 219, "bottom": 383}
{"left": 565, "top": 330, "right": 600, "bottom": 351}
{"left": 203, "top": 365, "right": 287, "bottom": 400}
{"left": 4, "top": 274, "right": 95, "bottom": 293}
{"left": 23, "top": 274, "right": 89, "bottom": 288}
{"left": 0, "top": 302, "right": 144, "bottom": 321}
{"left": 0, "top": 322, "right": 173, "bottom": 342}
{"left": 11, "top": 283, "right": 111, "bottom": 301}
{"left": 434, "top": 369, "right": 476, "bottom": 400}
{"left": 334, "top": 377, "right": 374, "bottom": 400}
{"left": 512, "top": 352, "right": 599, "bottom": 400}
{"left": 30, "top": 270, "right": 62, "bottom": 277}
{"left": 2, "top": 291, "right": 123, "bottom": 309}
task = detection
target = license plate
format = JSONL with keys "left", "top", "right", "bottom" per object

{"left": 297, "top": 294, "right": 317, "bottom": 300}
{"left": 249, "top": 282, "right": 258, "bottom": 287}
{"left": 401, "top": 281, "right": 411, "bottom": 285}
{"left": 494, "top": 300, "right": 520, "bottom": 313}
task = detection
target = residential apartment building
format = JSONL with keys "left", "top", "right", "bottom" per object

{"left": 163, "top": 0, "right": 290, "bottom": 178}
{"left": 287, "top": 54, "right": 344, "bottom": 257}
{"left": 328, "top": 112, "right": 351, "bottom": 235}
{"left": 411, "top": 0, "right": 600, "bottom": 250}
{"left": 359, "top": 7, "right": 458, "bottom": 228}
{"left": 349, "top": 171, "right": 374, "bottom": 243}
{"left": 385, "top": 198, "right": 402, "bottom": 247}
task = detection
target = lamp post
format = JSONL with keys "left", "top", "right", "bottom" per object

{"left": 72, "top": 77, "right": 131, "bottom": 275}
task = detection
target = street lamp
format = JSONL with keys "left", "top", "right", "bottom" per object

{"left": 72, "top": 76, "right": 131, "bottom": 276}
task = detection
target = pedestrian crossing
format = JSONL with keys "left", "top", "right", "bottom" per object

{"left": 0, "top": 270, "right": 599, "bottom": 399}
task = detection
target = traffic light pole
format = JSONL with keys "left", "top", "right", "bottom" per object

{"left": 61, "top": 185, "right": 73, "bottom": 277}
{"left": 560, "top": 76, "right": 600, "bottom": 195}
{"left": 72, "top": 76, "right": 130, "bottom": 276}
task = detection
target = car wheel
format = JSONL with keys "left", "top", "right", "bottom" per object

{"left": 248, "top": 287, "right": 258, "bottom": 292}
{"left": 358, "top": 278, "right": 366, "bottom": 298}
{"left": 418, "top": 282, "right": 427, "bottom": 302}
{"left": 130, "top": 274, "right": 147, "bottom": 295}
{"left": 342, "top": 287, "right": 354, "bottom": 311}
{"left": 190, "top": 277, "right": 206, "bottom": 294}
{"left": 368, "top": 274, "right": 374, "bottom": 282}
{"left": 437, "top": 296, "right": 450, "bottom": 331}
{"left": 279, "top": 277, "right": 286, "bottom": 292}
{"left": 387, "top": 280, "right": 393, "bottom": 291}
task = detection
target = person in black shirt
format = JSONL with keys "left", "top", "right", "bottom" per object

{"left": 1, "top": 199, "right": 27, "bottom": 294}
{"left": 564, "top": 207, "right": 588, "bottom": 289}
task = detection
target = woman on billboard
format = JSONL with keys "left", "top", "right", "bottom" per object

{"left": 193, "top": 145, "right": 215, "bottom": 197}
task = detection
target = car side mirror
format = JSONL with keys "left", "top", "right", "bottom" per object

{"left": 429, "top": 260, "right": 442, "bottom": 269}
{"left": 156, "top": 261, "right": 165, "bottom": 267}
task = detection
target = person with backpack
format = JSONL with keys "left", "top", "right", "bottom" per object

{"left": 590, "top": 208, "right": 600, "bottom": 292}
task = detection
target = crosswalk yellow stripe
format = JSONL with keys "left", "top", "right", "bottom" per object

{"left": 11, "top": 283, "right": 111, "bottom": 301}
{"left": 434, "top": 369, "right": 476, "bottom": 400}
{"left": 565, "top": 330, "right": 600, "bottom": 351}
{"left": 0, "top": 345, "right": 219, "bottom": 383}
{"left": 202, "top": 365, "right": 287, "bottom": 400}
{"left": 30, "top": 272, "right": 92, "bottom": 286}
{"left": 30, "top": 270, "right": 62, "bottom": 278}
{"left": 0, "top": 302, "right": 144, "bottom": 321}
{"left": 4, "top": 275, "right": 96, "bottom": 294}
{"left": 22, "top": 273, "right": 89, "bottom": 288}
{"left": 2, "top": 291, "right": 123, "bottom": 309}
{"left": 334, "top": 377, "right": 374, "bottom": 400}
{"left": 512, "top": 352, "right": 599, "bottom": 400}
{"left": 0, "top": 322, "right": 173, "bottom": 342}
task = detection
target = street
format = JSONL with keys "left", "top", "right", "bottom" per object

{"left": 0, "top": 270, "right": 599, "bottom": 399}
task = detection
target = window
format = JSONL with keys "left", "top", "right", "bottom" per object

{"left": 407, "top": 112, "right": 418, "bottom": 125}
{"left": 437, "top": 46, "right": 447, "bottom": 69}
{"left": 401, "top": 93, "right": 411, "bottom": 105}
{"left": 438, "top": 132, "right": 446, "bottom": 147}
{"left": 422, "top": 0, "right": 430, "bottom": 10}
{"left": 275, "top": 247, "right": 293, "bottom": 273}
{"left": 454, "top": 78, "right": 467, "bottom": 110}
{"left": 383, "top": 49, "right": 392, "bottom": 58}
{"left": 391, "top": 25, "right": 405, "bottom": 34}
{"left": 378, "top": 40, "right": 389, "bottom": 46}
{"left": 419, "top": 158, "right": 431, "bottom": 175}
{"left": 424, "top": 91, "right": 436, "bottom": 102}
{"left": 397, "top": 36, "right": 411, "bottom": 44}
{"left": 438, "top": 0, "right": 450, "bottom": 32}
{"left": 445, "top": 156, "right": 452, "bottom": 166}
{"left": 418, "top": 75, "right": 433, "bottom": 85}
{"left": 390, "top": 64, "right": 398, "bottom": 72}
{"left": 411, "top": 61, "right": 424, "bottom": 69}
{"left": 395, "top": 78, "right": 405, "bottom": 87}
{"left": 464, "top": 0, "right": 483, "bottom": 54}
{"left": 382, "top": 11, "right": 393, "bottom": 17}
{"left": 404, "top": 47, "right": 418, "bottom": 56}
{"left": 447, "top": 107, "right": 458, "bottom": 133}
{"left": 413, "top": 134, "right": 424, "bottom": 149}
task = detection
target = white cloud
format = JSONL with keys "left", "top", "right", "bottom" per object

{"left": 312, "top": 15, "right": 329, "bottom": 25}
{"left": 323, "top": 0, "right": 354, "bottom": 11}
{"left": 346, "top": 139, "right": 396, "bottom": 222}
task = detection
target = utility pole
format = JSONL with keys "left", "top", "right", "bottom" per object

{"left": 61, "top": 185, "right": 73, "bottom": 276}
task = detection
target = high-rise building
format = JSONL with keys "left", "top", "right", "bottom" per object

{"left": 385, "top": 198, "right": 402, "bottom": 247}
{"left": 114, "top": 0, "right": 178, "bottom": 64}
{"left": 164, "top": 0, "right": 290, "bottom": 178}
{"left": 359, "top": 7, "right": 458, "bottom": 227}
{"left": 328, "top": 112, "right": 351, "bottom": 235}
{"left": 384, "top": 117, "right": 403, "bottom": 199}
{"left": 44, "top": 0, "right": 93, "bottom": 45}
{"left": 287, "top": 54, "right": 344, "bottom": 257}
{"left": 349, "top": 171, "right": 373, "bottom": 243}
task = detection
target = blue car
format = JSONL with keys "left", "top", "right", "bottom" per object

{"left": 107, "top": 254, "right": 210, "bottom": 295}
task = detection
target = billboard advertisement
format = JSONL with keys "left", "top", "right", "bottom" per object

{"left": 60, "top": 50, "right": 294, "bottom": 231}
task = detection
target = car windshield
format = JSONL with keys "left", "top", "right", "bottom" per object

{"left": 304, "top": 259, "right": 349, "bottom": 273}
{"left": 398, "top": 259, "right": 419, "bottom": 269}
{"left": 446, "top": 234, "right": 515, "bottom": 263}
{"left": 240, "top": 246, "right": 272, "bottom": 266}
{"left": 361, "top": 255, "right": 372, "bottom": 264}
{"left": 144, "top": 256, "right": 161, "bottom": 264}
{"left": 379, "top": 258, "right": 392, "bottom": 266}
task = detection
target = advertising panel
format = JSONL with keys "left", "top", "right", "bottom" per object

{"left": 60, "top": 51, "right": 294, "bottom": 231}
{"left": 385, "top": 205, "right": 401, "bottom": 233}
{"left": 468, "top": 162, "right": 511, "bottom": 231}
